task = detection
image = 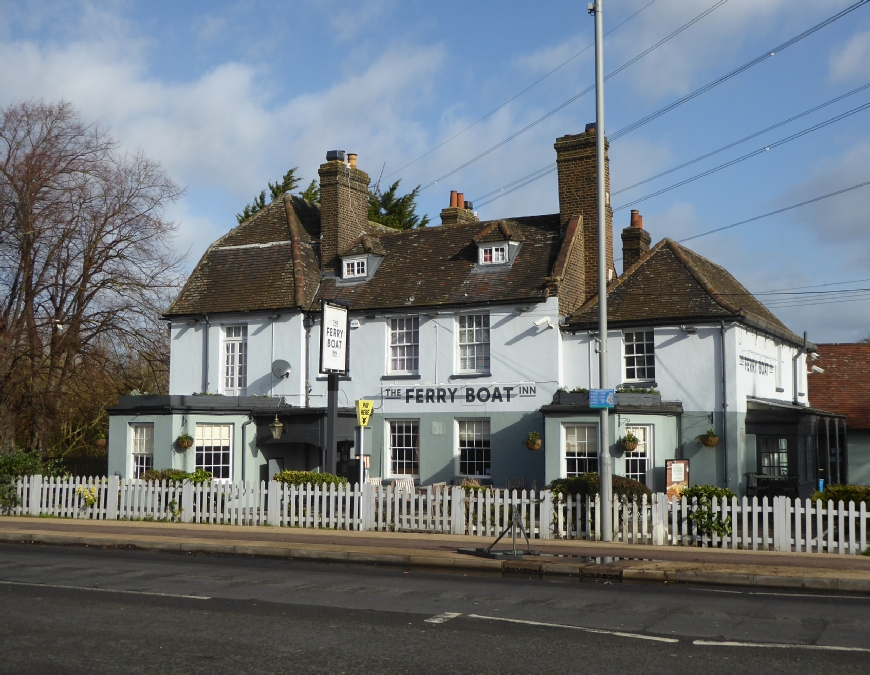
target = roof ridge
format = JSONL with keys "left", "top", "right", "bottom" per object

{"left": 283, "top": 195, "right": 306, "bottom": 309}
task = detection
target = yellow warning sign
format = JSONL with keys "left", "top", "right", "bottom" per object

{"left": 355, "top": 399, "right": 374, "bottom": 427}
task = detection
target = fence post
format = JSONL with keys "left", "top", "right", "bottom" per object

{"left": 360, "top": 483, "right": 374, "bottom": 531}
{"left": 451, "top": 486, "right": 465, "bottom": 535}
{"left": 652, "top": 493, "right": 666, "bottom": 546}
{"left": 773, "top": 496, "right": 790, "bottom": 552}
{"left": 538, "top": 490, "right": 552, "bottom": 540}
{"left": 180, "top": 481, "right": 193, "bottom": 523}
{"left": 267, "top": 481, "right": 280, "bottom": 527}
{"left": 106, "top": 475, "right": 120, "bottom": 520}
{"left": 29, "top": 475, "right": 43, "bottom": 516}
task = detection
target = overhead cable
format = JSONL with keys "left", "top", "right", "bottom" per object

{"left": 385, "top": 1, "right": 657, "bottom": 180}
{"left": 421, "top": 0, "right": 728, "bottom": 191}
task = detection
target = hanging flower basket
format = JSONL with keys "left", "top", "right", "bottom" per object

{"left": 94, "top": 438, "right": 107, "bottom": 448}
{"left": 524, "top": 432, "right": 543, "bottom": 451}
{"left": 620, "top": 432, "right": 640, "bottom": 452}
{"left": 176, "top": 433, "right": 194, "bottom": 449}
{"left": 622, "top": 440, "right": 639, "bottom": 452}
{"left": 699, "top": 434, "right": 719, "bottom": 447}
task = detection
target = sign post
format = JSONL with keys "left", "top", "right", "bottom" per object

{"left": 355, "top": 400, "right": 373, "bottom": 486}
{"left": 320, "top": 300, "right": 350, "bottom": 475}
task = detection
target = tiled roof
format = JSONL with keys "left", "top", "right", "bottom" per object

{"left": 564, "top": 238, "right": 803, "bottom": 345}
{"left": 808, "top": 343, "right": 870, "bottom": 429}
{"left": 314, "top": 214, "right": 562, "bottom": 310}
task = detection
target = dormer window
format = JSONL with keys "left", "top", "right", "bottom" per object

{"left": 343, "top": 257, "right": 367, "bottom": 278}
{"left": 479, "top": 244, "right": 507, "bottom": 265}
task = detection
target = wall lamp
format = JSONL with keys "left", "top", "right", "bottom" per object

{"left": 534, "top": 317, "right": 554, "bottom": 330}
{"left": 269, "top": 415, "right": 284, "bottom": 440}
{"left": 680, "top": 325, "right": 697, "bottom": 334}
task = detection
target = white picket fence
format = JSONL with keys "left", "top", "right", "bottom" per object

{"left": 10, "top": 476, "right": 870, "bottom": 555}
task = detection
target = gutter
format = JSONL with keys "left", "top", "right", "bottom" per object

{"left": 241, "top": 417, "right": 253, "bottom": 483}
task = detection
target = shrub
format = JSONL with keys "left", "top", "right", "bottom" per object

{"left": 139, "top": 468, "right": 213, "bottom": 484}
{"left": 681, "top": 484, "right": 736, "bottom": 539}
{"left": 273, "top": 470, "right": 347, "bottom": 488}
{"left": 548, "top": 472, "right": 651, "bottom": 503}
{"left": 811, "top": 484, "right": 870, "bottom": 508}
{"left": 0, "top": 449, "right": 68, "bottom": 513}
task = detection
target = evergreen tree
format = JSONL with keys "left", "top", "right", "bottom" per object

{"left": 236, "top": 167, "right": 301, "bottom": 223}
{"left": 300, "top": 179, "right": 320, "bottom": 204}
{"left": 367, "top": 180, "right": 430, "bottom": 230}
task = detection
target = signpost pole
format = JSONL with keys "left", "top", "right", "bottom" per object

{"left": 326, "top": 372, "right": 338, "bottom": 475}
{"left": 358, "top": 425, "right": 365, "bottom": 487}
{"left": 592, "top": 0, "right": 613, "bottom": 542}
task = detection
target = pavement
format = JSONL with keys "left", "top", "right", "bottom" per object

{"left": 2, "top": 515, "right": 869, "bottom": 592}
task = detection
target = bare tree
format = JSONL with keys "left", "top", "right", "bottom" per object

{"left": 0, "top": 100, "right": 185, "bottom": 452}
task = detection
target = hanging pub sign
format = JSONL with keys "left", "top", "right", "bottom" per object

{"left": 319, "top": 300, "right": 350, "bottom": 374}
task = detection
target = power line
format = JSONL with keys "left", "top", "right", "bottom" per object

{"left": 612, "top": 83, "right": 870, "bottom": 197}
{"left": 474, "top": 0, "right": 870, "bottom": 210}
{"left": 385, "top": 1, "right": 657, "bottom": 180}
{"left": 421, "top": 0, "right": 728, "bottom": 191}
{"left": 613, "top": 100, "right": 870, "bottom": 211}
{"left": 754, "top": 276, "right": 870, "bottom": 294}
{"left": 610, "top": 0, "right": 870, "bottom": 140}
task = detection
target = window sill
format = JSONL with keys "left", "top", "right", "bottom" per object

{"left": 449, "top": 372, "right": 492, "bottom": 380}
{"left": 381, "top": 374, "right": 421, "bottom": 381}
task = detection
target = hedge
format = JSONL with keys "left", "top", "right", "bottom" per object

{"left": 547, "top": 473, "right": 651, "bottom": 503}
{"left": 139, "top": 468, "right": 213, "bottom": 484}
{"left": 811, "top": 484, "right": 870, "bottom": 508}
{"left": 273, "top": 470, "right": 347, "bottom": 488}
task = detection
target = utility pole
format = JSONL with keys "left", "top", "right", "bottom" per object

{"left": 591, "top": 0, "right": 613, "bottom": 541}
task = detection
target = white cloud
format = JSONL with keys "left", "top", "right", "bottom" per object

{"left": 829, "top": 31, "right": 870, "bottom": 83}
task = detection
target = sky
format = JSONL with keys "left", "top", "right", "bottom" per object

{"left": 1, "top": 0, "right": 869, "bottom": 342}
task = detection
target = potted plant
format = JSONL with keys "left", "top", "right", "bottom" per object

{"left": 620, "top": 431, "right": 640, "bottom": 452}
{"left": 524, "top": 431, "right": 543, "bottom": 451}
{"left": 94, "top": 430, "right": 107, "bottom": 448}
{"left": 699, "top": 429, "right": 719, "bottom": 447}
{"left": 176, "top": 432, "right": 194, "bottom": 449}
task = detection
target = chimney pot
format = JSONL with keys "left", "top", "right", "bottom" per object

{"left": 347, "top": 153, "right": 357, "bottom": 169}
{"left": 585, "top": 122, "right": 596, "bottom": 134}
{"left": 630, "top": 209, "right": 643, "bottom": 229}
{"left": 450, "top": 190, "right": 458, "bottom": 208}
{"left": 457, "top": 193, "right": 465, "bottom": 209}
{"left": 325, "top": 150, "right": 346, "bottom": 162}
{"left": 464, "top": 200, "right": 473, "bottom": 210}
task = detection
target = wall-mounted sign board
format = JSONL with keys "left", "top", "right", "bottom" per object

{"left": 589, "top": 389, "right": 615, "bottom": 409}
{"left": 666, "top": 459, "right": 690, "bottom": 499}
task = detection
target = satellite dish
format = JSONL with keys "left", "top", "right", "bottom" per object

{"left": 271, "top": 359, "right": 291, "bottom": 379}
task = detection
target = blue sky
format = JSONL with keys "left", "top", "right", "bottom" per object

{"left": 2, "top": 0, "right": 869, "bottom": 341}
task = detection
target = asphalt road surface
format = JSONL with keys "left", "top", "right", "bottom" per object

{"left": 0, "top": 543, "right": 868, "bottom": 674}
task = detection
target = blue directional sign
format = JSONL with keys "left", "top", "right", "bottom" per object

{"left": 589, "top": 389, "right": 615, "bottom": 409}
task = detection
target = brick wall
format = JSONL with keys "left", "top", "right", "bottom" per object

{"left": 808, "top": 343, "right": 870, "bottom": 429}
{"left": 318, "top": 160, "right": 371, "bottom": 271}
{"left": 555, "top": 128, "right": 614, "bottom": 304}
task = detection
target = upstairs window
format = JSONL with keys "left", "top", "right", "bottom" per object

{"left": 344, "top": 258, "right": 367, "bottom": 278}
{"left": 624, "top": 330, "right": 655, "bottom": 381}
{"left": 223, "top": 325, "right": 247, "bottom": 395}
{"left": 458, "top": 314, "right": 490, "bottom": 373}
{"left": 389, "top": 317, "right": 419, "bottom": 374}
{"left": 479, "top": 244, "right": 507, "bottom": 265}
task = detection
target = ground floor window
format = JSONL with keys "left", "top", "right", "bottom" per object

{"left": 458, "top": 419, "right": 491, "bottom": 477}
{"left": 389, "top": 420, "right": 419, "bottom": 476}
{"left": 196, "top": 424, "right": 232, "bottom": 479}
{"left": 624, "top": 425, "right": 652, "bottom": 486}
{"left": 759, "top": 437, "right": 788, "bottom": 477}
{"left": 565, "top": 424, "right": 597, "bottom": 477}
{"left": 130, "top": 423, "right": 153, "bottom": 478}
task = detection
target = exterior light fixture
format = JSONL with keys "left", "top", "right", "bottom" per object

{"left": 269, "top": 415, "right": 284, "bottom": 440}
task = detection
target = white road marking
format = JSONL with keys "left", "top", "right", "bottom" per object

{"left": 694, "top": 640, "right": 870, "bottom": 653}
{"left": 425, "top": 612, "right": 462, "bottom": 624}
{"left": 689, "top": 588, "right": 742, "bottom": 594}
{"left": 468, "top": 614, "right": 679, "bottom": 643}
{"left": 750, "top": 592, "right": 869, "bottom": 600}
{"left": 0, "top": 579, "right": 210, "bottom": 600}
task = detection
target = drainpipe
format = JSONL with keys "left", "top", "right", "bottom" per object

{"left": 793, "top": 332, "right": 807, "bottom": 406}
{"left": 304, "top": 315, "right": 312, "bottom": 408}
{"left": 241, "top": 417, "right": 253, "bottom": 483}
{"left": 720, "top": 321, "right": 728, "bottom": 489}
{"left": 202, "top": 314, "right": 210, "bottom": 393}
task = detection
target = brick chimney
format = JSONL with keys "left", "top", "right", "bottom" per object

{"left": 440, "top": 190, "right": 479, "bottom": 226}
{"left": 554, "top": 123, "right": 614, "bottom": 302}
{"left": 318, "top": 150, "right": 370, "bottom": 272}
{"left": 621, "top": 209, "right": 651, "bottom": 273}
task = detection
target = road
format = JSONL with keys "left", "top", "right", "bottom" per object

{"left": 0, "top": 543, "right": 868, "bottom": 673}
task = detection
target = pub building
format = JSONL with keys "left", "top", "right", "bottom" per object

{"left": 107, "top": 127, "right": 844, "bottom": 498}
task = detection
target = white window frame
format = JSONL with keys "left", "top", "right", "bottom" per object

{"left": 387, "top": 419, "right": 420, "bottom": 478}
{"left": 223, "top": 324, "right": 247, "bottom": 395}
{"left": 624, "top": 329, "right": 655, "bottom": 382}
{"left": 478, "top": 243, "right": 508, "bottom": 265}
{"left": 456, "top": 313, "right": 490, "bottom": 374}
{"left": 195, "top": 423, "right": 233, "bottom": 481}
{"left": 455, "top": 418, "right": 491, "bottom": 478}
{"left": 563, "top": 423, "right": 598, "bottom": 478}
{"left": 624, "top": 424, "right": 653, "bottom": 487}
{"left": 388, "top": 316, "right": 420, "bottom": 375}
{"left": 343, "top": 256, "right": 367, "bottom": 278}
{"left": 129, "top": 423, "right": 154, "bottom": 479}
